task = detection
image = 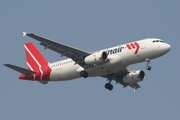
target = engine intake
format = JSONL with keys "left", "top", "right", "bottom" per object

{"left": 84, "top": 51, "right": 108, "bottom": 65}
{"left": 123, "top": 70, "right": 145, "bottom": 84}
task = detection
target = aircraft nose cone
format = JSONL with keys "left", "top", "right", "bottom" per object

{"left": 164, "top": 43, "right": 171, "bottom": 53}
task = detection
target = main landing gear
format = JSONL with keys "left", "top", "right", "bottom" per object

{"left": 105, "top": 80, "right": 113, "bottom": 91}
{"left": 80, "top": 71, "right": 88, "bottom": 78}
{"left": 145, "top": 58, "right": 152, "bottom": 71}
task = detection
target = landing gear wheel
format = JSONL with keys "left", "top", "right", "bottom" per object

{"left": 146, "top": 66, "right": 152, "bottom": 71}
{"left": 105, "top": 83, "right": 113, "bottom": 91}
{"left": 145, "top": 58, "right": 151, "bottom": 71}
{"left": 80, "top": 71, "right": 88, "bottom": 78}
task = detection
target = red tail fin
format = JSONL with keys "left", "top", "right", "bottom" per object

{"left": 24, "top": 42, "right": 48, "bottom": 70}
{"left": 21, "top": 42, "right": 51, "bottom": 81}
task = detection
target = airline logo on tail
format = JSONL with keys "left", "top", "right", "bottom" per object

{"left": 20, "top": 42, "right": 52, "bottom": 81}
{"left": 126, "top": 42, "right": 140, "bottom": 54}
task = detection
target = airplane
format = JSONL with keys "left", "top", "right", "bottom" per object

{"left": 4, "top": 32, "right": 171, "bottom": 91}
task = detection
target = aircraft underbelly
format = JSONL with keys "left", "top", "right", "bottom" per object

{"left": 50, "top": 65, "right": 80, "bottom": 81}
{"left": 87, "top": 63, "right": 126, "bottom": 77}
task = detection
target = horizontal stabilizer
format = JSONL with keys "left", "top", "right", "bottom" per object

{"left": 4, "top": 64, "right": 35, "bottom": 74}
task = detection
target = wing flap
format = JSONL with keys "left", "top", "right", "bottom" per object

{"left": 4, "top": 64, "right": 35, "bottom": 74}
{"left": 129, "top": 83, "right": 141, "bottom": 91}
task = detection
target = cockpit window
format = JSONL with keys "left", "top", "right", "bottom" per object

{"left": 160, "top": 40, "right": 164, "bottom": 43}
{"left": 152, "top": 40, "right": 164, "bottom": 43}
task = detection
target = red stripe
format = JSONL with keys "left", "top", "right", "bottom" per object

{"left": 25, "top": 49, "right": 39, "bottom": 70}
{"left": 25, "top": 50, "right": 41, "bottom": 80}
{"left": 134, "top": 42, "right": 140, "bottom": 54}
{"left": 42, "top": 65, "right": 51, "bottom": 81}
{"left": 126, "top": 44, "right": 132, "bottom": 50}
{"left": 130, "top": 43, "right": 135, "bottom": 49}
{"left": 35, "top": 71, "right": 41, "bottom": 80}
{"left": 19, "top": 74, "right": 34, "bottom": 81}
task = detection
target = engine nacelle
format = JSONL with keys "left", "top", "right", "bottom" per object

{"left": 84, "top": 51, "right": 108, "bottom": 65}
{"left": 123, "top": 70, "right": 145, "bottom": 84}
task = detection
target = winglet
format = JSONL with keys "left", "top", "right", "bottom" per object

{"left": 22, "top": 32, "right": 27, "bottom": 37}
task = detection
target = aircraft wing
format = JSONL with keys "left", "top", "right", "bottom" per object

{"left": 23, "top": 32, "right": 92, "bottom": 67}
{"left": 102, "top": 68, "right": 141, "bottom": 91}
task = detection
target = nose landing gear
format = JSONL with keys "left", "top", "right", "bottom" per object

{"left": 146, "top": 65, "right": 151, "bottom": 71}
{"left": 145, "top": 58, "right": 152, "bottom": 70}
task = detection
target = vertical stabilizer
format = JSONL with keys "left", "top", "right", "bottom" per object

{"left": 23, "top": 42, "right": 51, "bottom": 81}
{"left": 24, "top": 42, "right": 48, "bottom": 70}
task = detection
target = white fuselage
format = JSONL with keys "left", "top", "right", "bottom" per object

{"left": 48, "top": 38, "right": 170, "bottom": 81}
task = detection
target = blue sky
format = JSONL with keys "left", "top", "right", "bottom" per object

{"left": 1, "top": 1, "right": 179, "bottom": 120}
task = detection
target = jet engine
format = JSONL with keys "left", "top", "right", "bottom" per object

{"left": 123, "top": 70, "right": 145, "bottom": 84}
{"left": 84, "top": 51, "right": 108, "bottom": 65}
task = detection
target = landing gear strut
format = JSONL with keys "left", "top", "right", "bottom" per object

{"left": 105, "top": 80, "right": 113, "bottom": 91}
{"left": 145, "top": 58, "right": 152, "bottom": 70}
{"left": 80, "top": 71, "right": 88, "bottom": 78}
